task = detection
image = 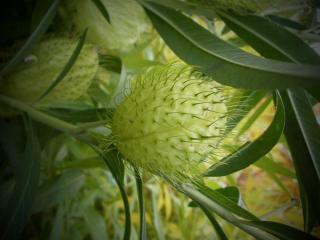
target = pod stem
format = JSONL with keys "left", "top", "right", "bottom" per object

{"left": 0, "top": 95, "right": 108, "bottom": 142}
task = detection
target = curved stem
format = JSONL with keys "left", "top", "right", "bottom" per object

{"left": 0, "top": 95, "right": 109, "bottom": 134}
{"left": 180, "top": 184, "right": 278, "bottom": 240}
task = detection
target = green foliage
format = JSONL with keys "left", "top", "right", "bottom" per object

{"left": 0, "top": 0, "right": 320, "bottom": 239}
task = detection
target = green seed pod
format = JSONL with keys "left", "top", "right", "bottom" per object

{"left": 0, "top": 37, "right": 99, "bottom": 103}
{"left": 112, "top": 64, "right": 229, "bottom": 181}
{"left": 60, "top": 0, "right": 151, "bottom": 55}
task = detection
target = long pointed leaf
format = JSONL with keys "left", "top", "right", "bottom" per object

{"left": 143, "top": 2, "right": 320, "bottom": 89}
{"left": 135, "top": 169, "right": 147, "bottom": 240}
{"left": 0, "top": 119, "right": 41, "bottom": 240}
{"left": 91, "top": 0, "right": 111, "bottom": 23}
{"left": 219, "top": 10, "right": 320, "bottom": 231}
{"left": 91, "top": 146, "right": 131, "bottom": 240}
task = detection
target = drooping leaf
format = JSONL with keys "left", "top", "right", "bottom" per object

{"left": 196, "top": 203, "right": 228, "bottom": 240}
{"left": 31, "top": 0, "right": 56, "bottom": 31}
{"left": 91, "top": 146, "right": 131, "bottom": 240}
{"left": 205, "top": 92, "right": 285, "bottom": 176}
{"left": 219, "top": 10, "right": 320, "bottom": 231}
{"left": 217, "top": 11, "right": 320, "bottom": 64}
{"left": 143, "top": 2, "right": 320, "bottom": 89}
{"left": 181, "top": 184, "right": 275, "bottom": 240}
{"left": 0, "top": 119, "right": 41, "bottom": 240}
{"left": 266, "top": 15, "right": 307, "bottom": 31}
{"left": 134, "top": 169, "right": 147, "bottom": 240}
{"left": 287, "top": 89, "right": 320, "bottom": 180}
{"left": 241, "top": 220, "right": 319, "bottom": 240}
{"left": 49, "top": 205, "right": 64, "bottom": 240}
{"left": 91, "top": 0, "right": 111, "bottom": 23}
{"left": 281, "top": 91, "right": 320, "bottom": 232}
{"left": 182, "top": 183, "right": 318, "bottom": 240}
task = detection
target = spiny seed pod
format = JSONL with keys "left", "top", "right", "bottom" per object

{"left": 0, "top": 37, "right": 99, "bottom": 104}
{"left": 112, "top": 64, "right": 229, "bottom": 181}
{"left": 60, "top": 0, "right": 151, "bottom": 55}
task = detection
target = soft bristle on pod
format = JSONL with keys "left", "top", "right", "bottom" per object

{"left": 112, "top": 63, "right": 231, "bottom": 182}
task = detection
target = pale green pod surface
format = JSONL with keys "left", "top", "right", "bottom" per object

{"left": 60, "top": 0, "right": 151, "bottom": 55}
{"left": 0, "top": 37, "right": 99, "bottom": 104}
{"left": 112, "top": 64, "right": 228, "bottom": 181}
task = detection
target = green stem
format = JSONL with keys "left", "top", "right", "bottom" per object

{"left": 181, "top": 184, "right": 278, "bottom": 240}
{"left": 0, "top": 95, "right": 76, "bottom": 133}
{"left": 0, "top": 95, "right": 108, "bottom": 137}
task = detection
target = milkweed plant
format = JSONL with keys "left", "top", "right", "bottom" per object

{"left": 0, "top": 0, "right": 320, "bottom": 240}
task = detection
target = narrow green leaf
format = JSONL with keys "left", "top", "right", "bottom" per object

{"left": 39, "top": 29, "right": 88, "bottom": 100}
{"left": 32, "top": 170, "right": 85, "bottom": 213}
{"left": 219, "top": 10, "right": 320, "bottom": 231}
{"left": 183, "top": 183, "right": 318, "bottom": 240}
{"left": 197, "top": 204, "right": 228, "bottom": 240}
{"left": 151, "top": 189, "right": 165, "bottom": 240}
{"left": 241, "top": 220, "right": 319, "bottom": 240}
{"left": 254, "top": 157, "right": 295, "bottom": 179}
{"left": 0, "top": 119, "right": 41, "bottom": 240}
{"left": 194, "top": 183, "right": 258, "bottom": 221}
{"left": 84, "top": 207, "right": 109, "bottom": 240}
{"left": 287, "top": 89, "right": 320, "bottom": 180}
{"left": 281, "top": 91, "right": 319, "bottom": 232}
{"left": 0, "top": 0, "right": 61, "bottom": 77}
{"left": 218, "top": 11, "right": 320, "bottom": 64}
{"left": 91, "top": 0, "right": 111, "bottom": 23}
{"left": 266, "top": 15, "right": 307, "bottom": 31}
{"left": 44, "top": 107, "right": 113, "bottom": 124}
{"left": 205, "top": 92, "right": 285, "bottom": 177}
{"left": 135, "top": 169, "right": 147, "bottom": 240}
{"left": 49, "top": 205, "right": 64, "bottom": 240}
{"left": 143, "top": 3, "right": 320, "bottom": 89}
{"left": 91, "top": 146, "right": 131, "bottom": 240}
{"left": 237, "top": 95, "right": 272, "bottom": 136}
{"left": 181, "top": 184, "right": 276, "bottom": 240}
{"left": 31, "top": 0, "right": 56, "bottom": 31}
